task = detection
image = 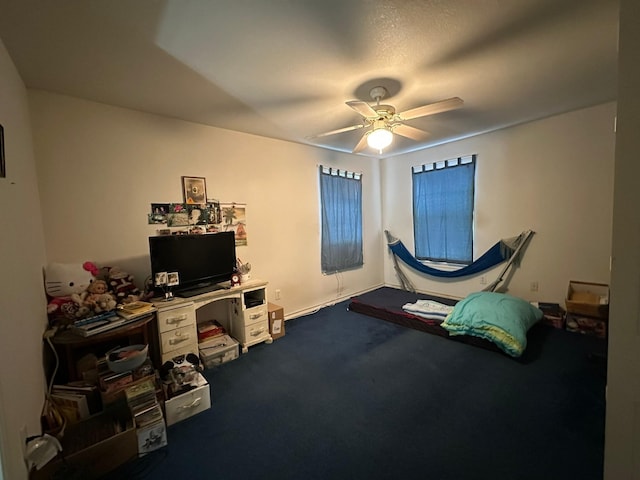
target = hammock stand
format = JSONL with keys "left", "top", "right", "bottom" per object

{"left": 385, "top": 230, "right": 535, "bottom": 293}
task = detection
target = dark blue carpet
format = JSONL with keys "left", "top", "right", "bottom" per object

{"left": 105, "top": 291, "right": 606, "bottom": 480}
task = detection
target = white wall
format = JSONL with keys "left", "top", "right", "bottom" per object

{"left": 0, "top": 40, "right": 48, "bottom": 480}
{"left": 28, "top": 90, "right": 384, "bottom": 317}
{"left": 381, "top": 102, "right": 616, "bottom": 305}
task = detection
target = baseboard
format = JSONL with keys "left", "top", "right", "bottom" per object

{"left": 285, "top": 283, "right": 385, "bottom": 320}
{"left": 384, "top": 282, "right": 464, "bottom": 301}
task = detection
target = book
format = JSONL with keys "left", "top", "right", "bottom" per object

{"left": 50, "top": 391, "right": 90, "bottom": 422}
{"left": 52, "top": 382, "right": 101, "bottom": 414}
{"left": 125, "top": 379, "right": 157, "bottom": 411}
{"left": 70, "top": 315, "right": 125, "bottom": 337}
{"left": 116, "top": 310, "right": 156, "bottom": 321}
{"left": 100, "top": 370, "right": 134, "bottom": 393}
{"left": 133, "top": 403, "right": 164, "bottom": 429}
{"left": 197, "top": 320, "right": 226, "bottom": 342}
{"left": 117, "top": 301, "right": 156, "bottom": 320}
{"left": 72, "top": 310, "right": 120, "bottom": 327}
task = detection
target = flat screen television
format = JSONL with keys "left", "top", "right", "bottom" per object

{"left": 149, "top": 231, "right": 236, "bottom": 296}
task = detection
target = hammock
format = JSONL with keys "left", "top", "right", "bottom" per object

{"left": 385, "top": 230, "right": 534, "bottom": 292}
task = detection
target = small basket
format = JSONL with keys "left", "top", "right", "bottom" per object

{"left": 106, "top": 344, "right": 149, "bottom": 373}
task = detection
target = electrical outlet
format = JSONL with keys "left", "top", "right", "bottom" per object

{"left": 275, "top": 289, "right": 281, "bottom": 300}
{"left": 530, "top": 281, "right": 539, "bottom": 292}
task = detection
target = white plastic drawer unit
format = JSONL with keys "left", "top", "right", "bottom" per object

{"left": 157, "top": 303, "right": 196, "bottom": 334}
{"left": 165, "top": 373, "right": 211, "bottom": 426}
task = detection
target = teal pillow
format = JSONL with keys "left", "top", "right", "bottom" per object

{"left": 441, "top": 292, "right": 543, "bottom": 357}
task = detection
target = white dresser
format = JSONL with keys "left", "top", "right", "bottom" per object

{"left": 152, "top": 280, "right": 271, "bottom": 361}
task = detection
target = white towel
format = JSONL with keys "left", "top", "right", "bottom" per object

{"left": 402, "top": 299, "right": 455, "bottom": 321}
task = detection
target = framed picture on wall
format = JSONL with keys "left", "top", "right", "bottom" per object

{"left": 182, "top": 176, "right": 207, "bottom": 204}
{"left": 0, "top": 124, "right": 5, "bottom": 178}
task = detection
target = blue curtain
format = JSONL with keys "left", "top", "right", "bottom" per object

{"left": 320, "top": 167, "right": 363, "bottom": 273}
{"left": 413, "top": 157, "right": 475, "bottom": 264}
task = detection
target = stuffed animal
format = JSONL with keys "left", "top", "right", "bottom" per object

{"left": 82, "top": 279, "right": 117, "bottom": 313}
{"left": 106, "top": 266, "right": 142, "bottom": 304}
{"left": 45, "top": 262, "right": 97, "bottom": 324}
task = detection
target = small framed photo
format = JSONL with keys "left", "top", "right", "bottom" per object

{"left": 167, "top": 272, "right": 180, "bottom": 286}
{"left": 182, "top": 176, "right": 207, "bottom": 204}
{"left": 155, "top": 272, "right": 168, "bottom": 286}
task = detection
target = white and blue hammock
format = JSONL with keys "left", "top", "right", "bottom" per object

{"left": 385, "top": 229, "right": 535, "bottom": 292}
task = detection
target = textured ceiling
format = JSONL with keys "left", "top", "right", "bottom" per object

{"left": 0, "top": 0, "right": 619, "bottom": 158}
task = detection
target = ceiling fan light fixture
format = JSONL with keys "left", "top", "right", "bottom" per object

{"left": 367, "top": 126, "right": 393, "bottom": 151}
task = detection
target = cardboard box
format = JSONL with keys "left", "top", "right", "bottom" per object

{"left": 267, "top": 303, "right": 285, "bottom": 340}
{"left": 31, "top": 404, "right": 137, "bottom": 480}
{"left": 565, "top": 281, "right": 609, "bottom": 319}
{"left": 566, "top": 313, "right": 607, "bottom": 338}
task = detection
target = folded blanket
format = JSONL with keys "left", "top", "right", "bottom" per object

{"left": 402, "top": 299, "right": 455, "bottom": 321}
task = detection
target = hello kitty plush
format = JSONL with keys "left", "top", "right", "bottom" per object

{"left": 45, "top": 262, "right": 97, "bottom": 324}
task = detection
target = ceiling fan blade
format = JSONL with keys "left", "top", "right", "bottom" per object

{"left": 393, "top": 123, "right": 431, "bottom": 141}
{"left": 352, "top": 132, "right": 370, "bottom": 154}
{"left": 307, "top": 123, "right": 364, "bottom": 139}
{"left": 346, "top": 100, "right": 378, "bottom": 118}
{"left": 398, "top": 97, "right": 464, "bottom": 121}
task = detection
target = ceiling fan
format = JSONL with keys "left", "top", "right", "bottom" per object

{"left": 309, "top": 86, "right": 463, "bottom": 154}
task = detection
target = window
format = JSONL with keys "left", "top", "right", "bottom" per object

{"left": 319, "top": 166, "right": 363, "bottom": 273}
{"left": 412, "top": 155, "right": 476, "bottom": 264}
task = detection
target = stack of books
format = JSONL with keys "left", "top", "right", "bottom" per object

{"left": 50, "top": 382, "right": 101, "bottom": 423}
{"left": 197, "top": 319, "right": 226, "bottom": 342}
{"left": 124, "top": 379, "right": 167, "bottom": 456}
{"left": 70, "top": 314, "right": 125, "bottom": 337}
{"left": 70, "top": 302, "right": 156, "bottom": 337}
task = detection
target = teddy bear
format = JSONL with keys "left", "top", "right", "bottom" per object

{"left": 44, "top": 262, "right": 98, "bottom": 325}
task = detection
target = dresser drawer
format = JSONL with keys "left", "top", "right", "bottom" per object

{"left": 157, "top": 304, "right": 196, "bottom": 334}
{"left": 165, "top": 373, "right": 211, "bottom": 426}
{"left": 239, "top": 320, "right": 269, "bottom": 343}
{"left": 161, "top": 324, "right": 197, "bottom": 354}
{"left": 244, "top": 305, "right": 267, "bottom": 326}
{"left": 161, "top": 344, "right": 198, "bottom": 365}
